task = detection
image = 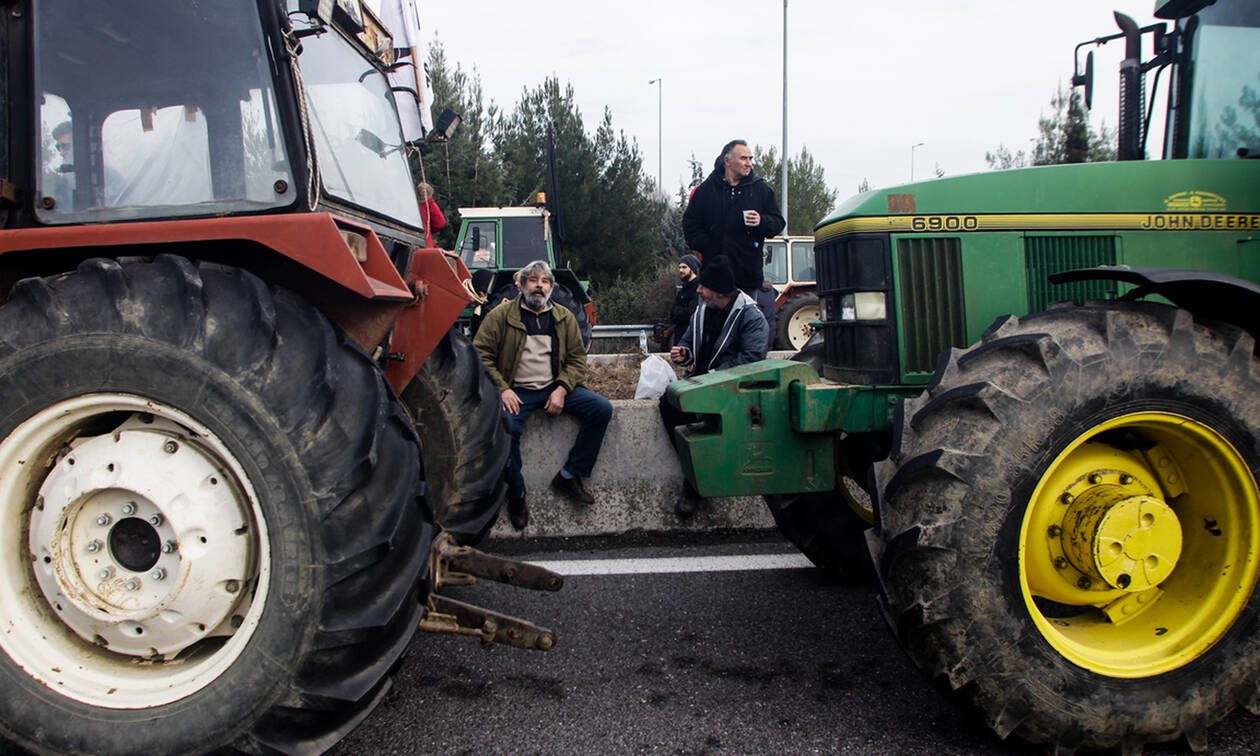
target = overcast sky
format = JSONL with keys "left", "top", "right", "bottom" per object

{"left": 414, "top": 0, "right": 1166, "bottom": 207}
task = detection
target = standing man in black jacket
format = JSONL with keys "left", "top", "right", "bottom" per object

{"left": 682, "top": 139, "right": 786, "bottom": 297}
{"left": 667, "top": 253, "right": 702, "bottom": 347}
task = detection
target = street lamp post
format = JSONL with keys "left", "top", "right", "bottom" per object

{"left": 648, "top": 78, "right": 662, "bottom": 194}
{"left": 910, "top": 141, "right": 925, "bottom": 181}
{"left": 780, "top": 0, "right": 788, "bottom": 228}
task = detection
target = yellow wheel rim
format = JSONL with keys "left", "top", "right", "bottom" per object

{"left": 1019, "top": 411, "right": 1260, "bottom": 678}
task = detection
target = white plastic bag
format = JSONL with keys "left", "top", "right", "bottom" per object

{"left": 634, "top": 354, "right": 678, "bottom": 400}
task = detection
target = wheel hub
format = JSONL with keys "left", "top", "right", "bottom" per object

{"left": 28, "top": 415, "right": 256, "bottom": 658}
{"left": 1062, "top": 483, "right": 1183, "bottom": 592}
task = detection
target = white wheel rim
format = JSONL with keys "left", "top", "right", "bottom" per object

{"left": 788, "top": 304, "right": 819, "bottom": 350}
{"left": 0, "top": 395, "right": 270, "bottom": 708}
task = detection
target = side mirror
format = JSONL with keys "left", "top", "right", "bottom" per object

{"left": 356, "top": 128, "right": 388, "bottom": 157}
{"left": 1071, "top": 50, "right": 1095, "bottom": 110}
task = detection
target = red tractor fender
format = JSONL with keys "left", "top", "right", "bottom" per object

{"left": 0, "top": 213, "right": 474, "bottom": 392}
{"left": 774, "top": 282, "right": 818, "bottom": 310}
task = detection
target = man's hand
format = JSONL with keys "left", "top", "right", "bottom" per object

{"left": 742, "top": 209, "right": 761, "bottom": 227}
{"left": 545, "top": 385, "right": 568, "bottom": 415}
{"left": 501, "top": 388, "right": 522, "bottom": 414}
{"left": 670, "top": 346, "right": 688, "bottom": 364}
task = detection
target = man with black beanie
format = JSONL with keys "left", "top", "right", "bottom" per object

{"left": 663, "top": 255, "right": 769, "bottom": 516}
{"left": 682, "top": 139, "right": 785, "bottom": 296}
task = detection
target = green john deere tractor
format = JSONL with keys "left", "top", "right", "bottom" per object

{"left": 666, "top": 0, "right": 1260, "bottom": 751}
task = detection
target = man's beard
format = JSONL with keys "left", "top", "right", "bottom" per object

{"left": 525, "top": 288, "right": 551, "bottom": 309}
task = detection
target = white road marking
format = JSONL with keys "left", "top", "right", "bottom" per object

{"left": 527, "top": 553, "right": 814, "bottom": 576}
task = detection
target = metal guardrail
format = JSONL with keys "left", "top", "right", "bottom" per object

{"left": 591, "top": 324, "right": 653, "bottom": 339}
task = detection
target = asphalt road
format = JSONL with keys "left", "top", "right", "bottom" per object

{"left": 331, "top": 533, "right": 1260, "bottom": 756}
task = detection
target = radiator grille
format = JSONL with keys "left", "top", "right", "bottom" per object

{"left": 897, "top": 238, "right": 966, "bottom": 375}
{"left": 1025, "top": 236, "right": 1118, "bottom": 312}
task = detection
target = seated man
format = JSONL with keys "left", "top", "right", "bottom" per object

{"left": 669, "top": 255, "right": 769, "bottom": 378}
{"left": 664, "top": 255, "right": 769, "bottom": 517}
{"left": 474, "top": 260, "right": 613, "bottom": 530}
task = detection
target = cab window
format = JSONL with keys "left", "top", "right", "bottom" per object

{"left": 791, "top": 241, "right": 816, "bottom": 282}
{"left": 459, "top": 222, "right": 497, "bottom": 268}
{"left": 763, "top": 240, "right": 788, "bottom": 284}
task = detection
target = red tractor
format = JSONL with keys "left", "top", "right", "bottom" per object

{"left": 761, "top": 234, "right": 818, "bottom": 349}
{"left": 0, "top": 2, "right": 548, "bottom": 753}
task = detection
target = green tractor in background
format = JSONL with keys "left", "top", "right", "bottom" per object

{"left": 452, "top": 202, "right": 595, "bottom": 345}
{"left": 667, "top": 0, "right": 1260, "bottom": 751}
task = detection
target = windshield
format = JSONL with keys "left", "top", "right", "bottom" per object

{"left": 296, "top": 22, "right": 423, "bottom": 227}
{"left": 1185, "top": 4, "right": 1260, "bottom": 158}
{"left": 501, "top": 217, "right": 549, "bottom": 268}
{"left": 33, "top": 1, "right": 294, "bottom": 223}
{"left": 791, "top": 241, "right": 817, "bottom": 282}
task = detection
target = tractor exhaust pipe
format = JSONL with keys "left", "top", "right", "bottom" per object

{"left": 1114, "top": 11, "right": 1145, "bottom": 161}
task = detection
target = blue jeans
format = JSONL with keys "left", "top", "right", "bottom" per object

{"left": 505, "top": 384, "right": 612, "bottom": 499}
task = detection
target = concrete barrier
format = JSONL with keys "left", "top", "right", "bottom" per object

{"left": 488, "top": 355, "right": 778, "bottom": 538}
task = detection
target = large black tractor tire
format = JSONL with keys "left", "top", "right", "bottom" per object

{"left": 765, "top": 433, "right": 880, "bottom": 582}
{"left": 403, "top": 328, "right": 509, "bottom": 545}
{"left": 548, "top": 283, "right": 593, "bottom": 349}
{"left": 0, "top": 256, "right": 432, "bottom": 755}
{"left": 485, "top": 282, "right": 592, "bottom": 349}
{"left": 869, "top": 301, "right": 1260, "bottom": 752}
{"left": 776, "top": 292, "right": 820, "bottom": 351}
{"left": 767, "top": 334, "right": 879, "bottom": 581}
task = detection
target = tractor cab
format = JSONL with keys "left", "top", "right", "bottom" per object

{"left": 1074, "top": 0, "right": 1260, "bottom": 161}
{"left": 14, "top": 1, "right": 428, "bottom": 250}
{"left": 454, "top": 202, "right": 595, "bottom": 345}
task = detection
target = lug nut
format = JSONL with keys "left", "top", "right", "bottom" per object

{"left": 125, "top": 579, "right": 141, "bottom": 591}
{"left": 1088, "top": 473, "right": 1103, "bottom": 485}
{"left": 149, "top": 514, "right": 164, "bottom": 527}
{"left": 1077, "top": 576, "right": 1092, "bottom": 589}
{"left": 163, "top": 440, "right": 179, "bottom": 454}
{"left": 1047, "top": 525, "right": 1062, "bottom": 538}
{"left": 1119, "top": 474, "right": 1134, "bottom": 485}
{"left": 225, "top": 580, "right": 240, "bottom": 594}
{"left": 150, "top": 568, "right": 166, "bottom": 581}
{"left": 162, "top": 540, "right": 177, "bottom": 554}
{"left": 121, "top": 502, "right": 136, "bottom": 515}
{"left": 99, "top": 567, "right": 114, "bottom": 580}
{"left": 86, "top": 539, "right": 103, "bottom": 553}
{"left": 1053, "top": 557, "right": 1069, "bottom": 570}
{"left": 96, "top": 514, "right": 112, "bottom": 527}
{"left": 1059, "top": 492, "right": 1073, "bottom": 505}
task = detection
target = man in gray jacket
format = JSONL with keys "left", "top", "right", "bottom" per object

{"left": 668, "top": 255, "right": 769, "bottom": 377}
{"left": 663, "top": 256, "right": 768, "bottom": 516}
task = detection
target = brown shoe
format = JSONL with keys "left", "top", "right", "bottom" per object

{"left": 550, "top": 472, "right": 594, "bottom": 505}
{"left": 507, "top": 492, "right": 529, "bottom": 530}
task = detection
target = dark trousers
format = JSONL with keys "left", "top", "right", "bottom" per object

{"left": 506, "top": 384, "right": 613, "bottom": 499}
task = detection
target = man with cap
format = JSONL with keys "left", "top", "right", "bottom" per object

{"left": 667, "top": 254, "right": 702, "bottom": 347}
{"left": 663, "top": 255, "right": 769, "bottom": 516}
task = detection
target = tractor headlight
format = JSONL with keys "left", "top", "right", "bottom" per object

{"left": 838, "top": 292, "right": 887, "bottom": 321}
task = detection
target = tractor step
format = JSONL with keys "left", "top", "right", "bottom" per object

{"left": 419, "top": 533, "right": 562, "bottom": 651}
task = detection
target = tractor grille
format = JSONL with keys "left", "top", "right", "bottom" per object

{"left": 816, "top": 234, "right": 898, "bottom": 384}
{"left": 1025, "top": 235, "right": 1117, "bottom": 312}
{"left": 897, "top": 238, "right": 966, "bottom": 375}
